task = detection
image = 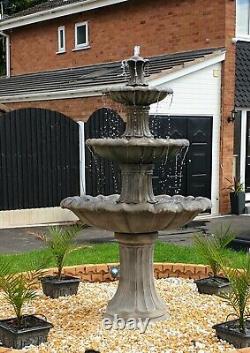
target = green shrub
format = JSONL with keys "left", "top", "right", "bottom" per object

{"left": 193, "top": 225, "right": 235, "bottom": 277}
{"left": 45, "top": 225, "right": 81, "bottom": 280}
{"left": 218, "top": 254, "right": 250, "bottom": 333}
{"left": 0, "top": 259, "right": 47, "bottom": 328}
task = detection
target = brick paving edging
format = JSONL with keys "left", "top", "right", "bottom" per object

{"left": 59, "top": 262, "right": 215, "bottom": 282}
{"left": 0, "top": 262, "right": 245, "bottom": 352}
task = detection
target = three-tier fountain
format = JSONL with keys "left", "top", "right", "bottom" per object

{"left": 61, "top": 47, "right": 211, "bottom": 323}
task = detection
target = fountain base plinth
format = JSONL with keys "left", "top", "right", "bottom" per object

{"left": 104, "top": 232, "right": 167, "bottom": 322}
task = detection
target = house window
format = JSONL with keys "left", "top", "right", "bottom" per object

{"left": 236, "top": 0, "right": 250, "bottom": 37}
{"left": 75, "top": 22, "right": 89, "bottom": 49}
{"left": 57, "top": 26, "right": 66, "bottom": 53}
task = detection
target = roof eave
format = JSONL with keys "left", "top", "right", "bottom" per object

{"left": 0, "top": 0, "right": 128, "bottom": 31}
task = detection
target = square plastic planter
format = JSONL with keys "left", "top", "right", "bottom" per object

{"left": 195, "top": 276, "right": 230, "bottom": 295}
{"left": 230, "top": 192, "right": 245, "bottom": 215}
{"left": 41, "top": 275, "right": 80, "bottom": 299}
{"left": 213, "top": 319, "right": 250, "bottom": 348}
{"left": 0, "top": 315, "right": 53, "bottom": 349}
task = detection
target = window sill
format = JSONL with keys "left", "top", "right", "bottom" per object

{"left": 72, "top": 45, "right": 91, "bottom": 52}
{"left": 232, "top": 36, "right": 250, "bottom": 43}
{"left": 56, "top": 50, "right": 66, "bottom": 55}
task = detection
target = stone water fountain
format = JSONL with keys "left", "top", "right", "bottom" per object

{"left": 61, "top": 47, "right": 211, "bottom": 322}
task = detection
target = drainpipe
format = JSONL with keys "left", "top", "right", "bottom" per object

{"left": 0, "top": 31, "right": 10, "bottom": 77}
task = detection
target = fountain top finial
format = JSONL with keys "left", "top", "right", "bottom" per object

{"left": 125, "top": 46, "right": 149, "bottom": 87}
{"left": 133, "top": 45, "right": 141, "bottom": 58}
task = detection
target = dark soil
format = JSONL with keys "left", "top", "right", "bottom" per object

{"left": 42, "top": 275, "right": 80, "bottom": 282}
{"left": 222, "top": 319, "right": 250, "bottom": 335}
{"left": 0, "top": 315, "right": 51, "bottom": 332}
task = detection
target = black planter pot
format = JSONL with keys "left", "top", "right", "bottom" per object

{"left": 195, "top": 276, "right": 230, "bottom": 295}
{"left": 41, "top": 275, "right": 80, "bottom": 298}
{"left": 230, "top": 191, "right": 245, "bottom": 215}
{"left": 213, "top": 319, "right": 250, "bottom": 348}
{"left": 0, "top": 315, "right": 53, "bottom": 349}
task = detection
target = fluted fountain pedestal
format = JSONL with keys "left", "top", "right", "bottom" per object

{"left": 105, "top": 232, "right": 167, "bottom": 322}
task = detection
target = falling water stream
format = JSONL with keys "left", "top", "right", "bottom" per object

{"left": 87, "top": 61, "right": 190, "bottom": 198}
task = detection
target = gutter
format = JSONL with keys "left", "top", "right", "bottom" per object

{"left": 0, "top": 0, "right": 128, "bottom": 31}
{"left": 0, "top": 83, "right": 122, "bottom": 103}
{"left": 0, "top": 31, "right": 10, "bottom": 77}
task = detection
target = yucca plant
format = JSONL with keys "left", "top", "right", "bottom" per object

{"left": 46, "top": 225, "right": 80, "bottom": 280}
{"left": 41, "top": 225, "right": 81, "bottom": 298}
{"left": 0, "top": 258, "right": 48, "bottom": 328}
{"left": 218, "top": 255, "right": 250, "bottom": 333}
{"left": 225, "top": 177, "right": 245, "bottom": 215}
{"left": 213, "top": 254, "right": 250, "bottom": 347}
{"left": 0, "top": 273, "right": 37, "bottom": 328}
{"left": 0, "top": 259, "right": 53, "bottom": 349}
{"left": 226, "top": 177, "right": 244, "bottom": 194}
{"left": 193, "top": 225, "right": 235, "bottom": 277}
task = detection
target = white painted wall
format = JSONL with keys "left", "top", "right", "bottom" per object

{"left": 150, "top": 63, "right": 222, "bottom": 215}
{"left": 78, "top": 121, "right": 86, "bottom": 195}
{"left": 0, "top": 208, "right": 78, "bottom": 229}
{"left": 239, "top": 110, "right": 250, "bottom": 201}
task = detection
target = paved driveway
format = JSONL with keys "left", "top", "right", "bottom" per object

{"left": 0, "top": 215, "right": 249, "bottom": 254}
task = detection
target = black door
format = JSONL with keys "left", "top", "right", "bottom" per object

{"left": 245, "top": 112, "right": 250, "bottom": 192}
{"left": 0, "top": 108, "right": 80, "bottom": 210}
{"left": 151, "top": 115, "right": 212, "bottom": 198}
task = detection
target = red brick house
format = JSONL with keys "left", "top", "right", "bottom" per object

{"left": 0, "top": 0, "right": 244, "bottom": 227}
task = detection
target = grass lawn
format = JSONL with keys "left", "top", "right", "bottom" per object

{"left": 0, "top": 241, "right": 247, "bottom": 273}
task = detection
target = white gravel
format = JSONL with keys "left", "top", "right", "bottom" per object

{"left": 0, "top": 278, "right": 236, "bottom": 353}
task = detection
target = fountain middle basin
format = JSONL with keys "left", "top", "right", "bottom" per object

{"left": 87, "top": 137, "right": 189, "bottom": 164}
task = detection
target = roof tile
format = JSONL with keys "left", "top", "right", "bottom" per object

{"left": 236, "top": 41, "right": 250, "bottom": 108}
{"left": 0, "top": 47, "right": 224, "bottom": 100}
{"left": 3, "top": 0, "right": 87, "bottom": 20}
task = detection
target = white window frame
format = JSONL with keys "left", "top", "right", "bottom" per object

{"left": 236, "top": 0, "right": 250, "bottom": 40}
{"left": 74, "top": 21, "right": 89, "bottom": 50}
{"left": 57, "top": 25, "right": 66, "bottom": 53}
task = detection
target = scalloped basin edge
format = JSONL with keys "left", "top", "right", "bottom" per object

{"left": 61, "top": 194, "right": 211, "bottom": 234}
{"left": 87, "top": 138, "right": 189, "bottom": 163}
{"left": 103, "top": 86, "right": 173, "bottom": 106}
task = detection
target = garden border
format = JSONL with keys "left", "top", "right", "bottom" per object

{"left": 1, "top": 262, "right": 248, "bottom": 353}
{"left": 52, "top": 262, "right": 215, "bottom": 282}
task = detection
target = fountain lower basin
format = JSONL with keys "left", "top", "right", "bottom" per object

{"left": 61, "top": 194, "right": 211, "bottom": 233}
{"left": 87, "top": 138, "right": 189, "bottom": 164}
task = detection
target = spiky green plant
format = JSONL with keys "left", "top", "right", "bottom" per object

{"left": 46, "top": 225, "right": 80, "bottom": 280}
{"left": 225, "top": 177, "right": 245, "bottom": 194}
{"left": 0, "top": 259, "right": 47, "bottom": 328}
{"left": 217, "top": 254, "right": 250, "bottom": 333}
{"left": 193, "top": 225, "right": 235, "bottom": 277}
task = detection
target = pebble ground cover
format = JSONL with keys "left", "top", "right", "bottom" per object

{"left": 0, "top": 278, "right": 236, "bottom": 353}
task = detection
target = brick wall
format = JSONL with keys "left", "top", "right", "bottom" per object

{"left": 8, "top": 96, "right": 123, "bottom": 122}
{"left": 9, "top": 0, "right": 226, "bottom": 75}
{"left": 219, "top": 0, "right": 236, "bottom": 214}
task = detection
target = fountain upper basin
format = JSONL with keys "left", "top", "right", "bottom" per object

{"left": 104, "top": 86, "right": 173, "bottom": 106}
{"left": 61, "top": 194, "right": 211, "bottom": 233}
{"left": 87, "top": 138, "right": 189, "bottom": 164}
